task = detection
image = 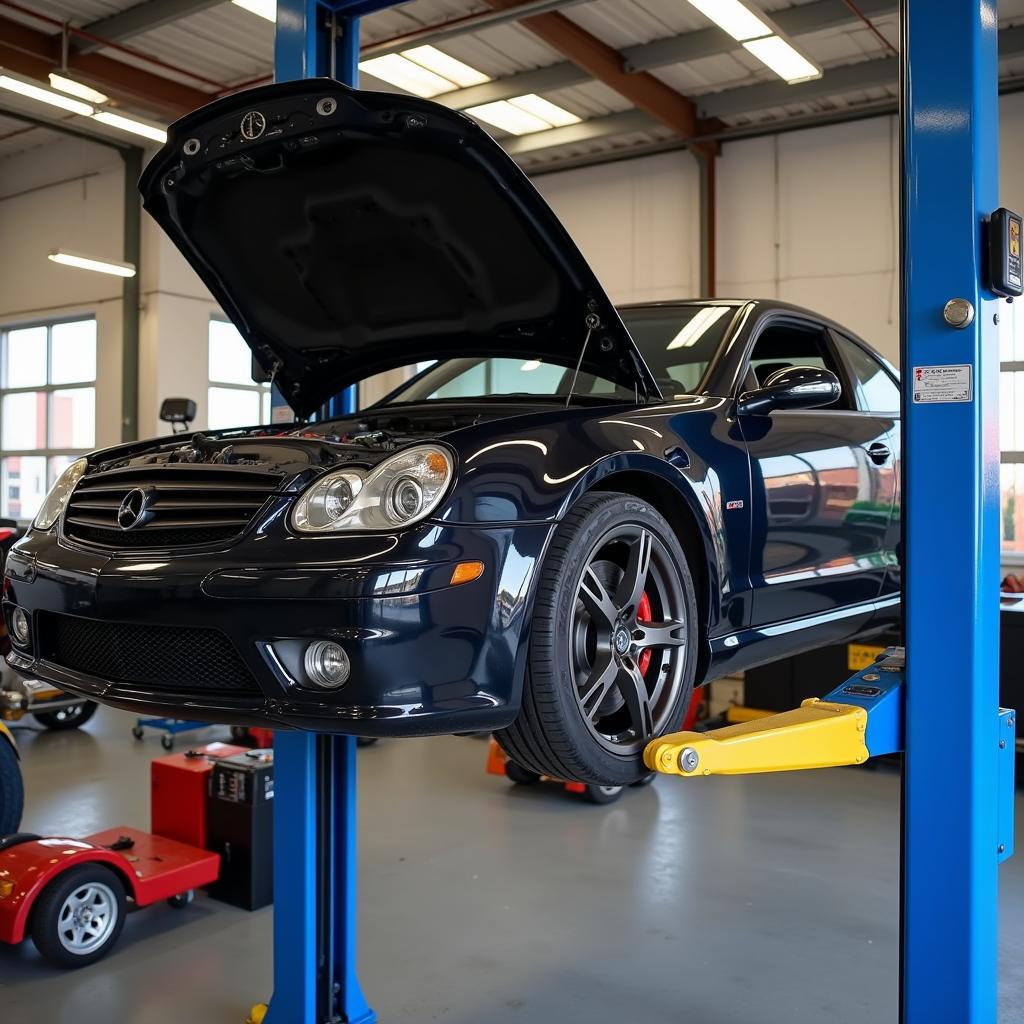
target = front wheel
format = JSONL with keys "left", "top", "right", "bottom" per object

{"left": 33, "top": 701, "right": 97, "bottom": 731}
{"left": 30, "top": 864, "right": 126, "bottom": 968}
{"left": 497, "top": 492, "right": 698, "bottom": 786}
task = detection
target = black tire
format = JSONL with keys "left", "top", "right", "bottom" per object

{"left": 582, "top": 784, "right": 624, "bottom": 805}
{"left": 30, "top": 863, "right": 127, "bottom": 968}
{"left": 630, "top": 771, "right": 657, "bottom": 788}
{"left": 33, "top": 701, "right": 97, "bottom": 731}
{"left": 356, "top": 737, "right": 379, "bottom": 748}
{"left": 132, "top": 726, "right": 145, "bottom": 741}
{"left": 497, "top": 492, "right": 698, "bottom": 786}
{"left": 504, "top": 761, "right": 540, "bottom": 785}
{"left": 161, "top": 735, "right": 174, "bottom": 751}
{"left": 0, "top": 735, "right": 23, "bottom": 835}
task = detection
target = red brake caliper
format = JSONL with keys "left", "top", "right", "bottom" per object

{"left": 637, "top": 591, "right": 653, "bottom": 677}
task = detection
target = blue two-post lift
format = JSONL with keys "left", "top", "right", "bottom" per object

{"left": 256, "top": 1, "right": 1015, "bottom": 1021}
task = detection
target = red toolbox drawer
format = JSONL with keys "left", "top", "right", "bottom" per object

{"left": 151, "top": 742, "right": 247, "bottom": 849}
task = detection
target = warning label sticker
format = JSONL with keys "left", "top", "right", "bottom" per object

{"left": 912, "top": 364, "right": 973, "bottom": 403}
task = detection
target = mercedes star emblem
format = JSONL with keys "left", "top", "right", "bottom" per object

{"left": 117, "top": 488, "right": 153, "bottom": 531}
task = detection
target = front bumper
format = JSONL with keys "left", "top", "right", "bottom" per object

{"left": 4, "top": 519, "right": 551, "bottom": 736}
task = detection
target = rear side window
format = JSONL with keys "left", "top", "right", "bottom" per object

{"left": 834, "top": 334, "right": 900, "bottom": 413}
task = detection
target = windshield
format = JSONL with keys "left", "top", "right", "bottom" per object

{"left": 372, "top": 304, "right": 737, "bottom": 407}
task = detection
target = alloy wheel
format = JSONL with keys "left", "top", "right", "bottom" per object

{"left": 569, "top": 523, "right": 688, "bottom": 755}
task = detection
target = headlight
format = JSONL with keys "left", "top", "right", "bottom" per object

{"left": 33, "top": 457, "right": 87, "bottom": 531}
{"left": 291, "top": 444, "right": 453, "bottom": 533}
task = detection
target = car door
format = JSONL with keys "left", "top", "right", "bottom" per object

{"left": 737, "top": 315, "right": 895, "bottom": 626}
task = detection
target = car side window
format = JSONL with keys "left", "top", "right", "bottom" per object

{"left": 743, "top": 321, "right": 851, "bottom": 410}
{"left": 832, "top": 334, "right": 901, "bottom": 414}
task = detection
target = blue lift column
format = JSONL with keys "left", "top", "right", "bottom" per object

{"left": 901, "top": 1, "right": 1007, "bottom": 1020}
{"left": 257, "top": 4, "right": 405, "bottom": 1023}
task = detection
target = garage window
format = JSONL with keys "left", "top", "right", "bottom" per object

{"left": 208, "top": 319, "right": 270, "bottom": 430}
{"left": 0, "top": 318, "right": 97, "bottom": 521}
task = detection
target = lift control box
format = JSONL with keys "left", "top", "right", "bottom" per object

{"left": 987, "top": 207, "right": 1024, "bottom": 298}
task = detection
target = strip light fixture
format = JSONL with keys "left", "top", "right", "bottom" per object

{"left": 360, "top": 45, "right": 491, "bottom": 97}
{"left": 48, "top": 250, "right": 137, "bottom": 278}
{"left": 684, "top": 0, "right": 822, "bottom": 84}
{"left": 0, "top": 75, "right": 94, "bottom": 116}
{"left": 467, "top": 94, "right": 582, "bottom": 136}
{"left": 92, "top": 110, "right": 167, "bottom": 144}
{"left": 48, "top": 73, "right": 109, "bottom": 105}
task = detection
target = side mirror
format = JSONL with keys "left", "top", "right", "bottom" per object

{"left": 738, "top": 366, "right": 842, "bottom": 416}
{"left": 160, "top": 397, "right": 197, "bottom": 433}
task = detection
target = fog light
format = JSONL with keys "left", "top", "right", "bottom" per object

{"left": 10, "top": 608, "right": 29, "bottom": 648}
{"left": 303, "top": 641, "right": 350, "bottom": 690}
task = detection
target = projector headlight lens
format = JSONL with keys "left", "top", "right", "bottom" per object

{"left": 303, "top": 640, "right": 351, "bottom": 689}
{"left": 33, "top": 457, "right": 87, "bottom": 531}
{"left": 291, "top": 445, "right": 453, "bottom": 533}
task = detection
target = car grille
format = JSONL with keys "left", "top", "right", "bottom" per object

{"left": 38, "top": 613, "right": 261, "bottom": 694}
{"left": 63, "top": 465, "right": 284, "bottom": 549}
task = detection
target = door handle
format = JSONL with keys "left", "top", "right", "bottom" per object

{"left": 867, "top": 443, "right": 891, "bottom": 465}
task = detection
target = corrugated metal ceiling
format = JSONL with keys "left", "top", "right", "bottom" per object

{"left": 0, "top": 0, "right": 1021, "bottom": 168}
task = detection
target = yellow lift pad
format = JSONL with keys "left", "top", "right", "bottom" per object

{"left": 644, "top": 698, "right": 869, "bottom": 777}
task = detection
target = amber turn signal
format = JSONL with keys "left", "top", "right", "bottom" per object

{"left": 450, "top": 561, "right": 484, "bottom": 586}
{"left": 0, "top": 879, "right": 14, "bottom": 898}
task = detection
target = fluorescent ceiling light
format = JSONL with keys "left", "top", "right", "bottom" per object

{"left": 685, "top": 0, "right": 771, "bottom": 41}
{"left": 48, "top": 74, "right": 108, "bottom": 104}
{"left": 232, "top": 0, "right": 275, "bottom": 20}
{"left": 402, "top": 45, "right": 490, "bottom": 87}
{"left": 667, "top": 307, "right": 732, "bottom": 349}
{"left": 92, "top": 110, "right": 168, "bottom": 143}
{"left": 0, "top": 75, "right": 93, "bottom": 116}
{"left": 359, "top": 53, "right": 454, "bottom": 97}
{"left": 743, "top": 35, "right": 822, "bottom": 83}
{"left": 48, "top": 250, "right": 136, "bottom": 278}
{"left": 467, "top": 94, "right": 581, "bottom": 136}
{"left": 466, "top": 100, "right": 551, "bottom": 135}
{"left": 509, "top": 94, "right": 581, "bottom": 128}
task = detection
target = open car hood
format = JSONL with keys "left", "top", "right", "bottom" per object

{"left": 139, "top": 79, "right": 659, "bottom": 417}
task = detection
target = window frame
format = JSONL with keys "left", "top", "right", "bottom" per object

{"left": 207, "top": 315, "right": 271, "bottom": 429}
{"left": 0, "top": 314, "right": 98, "bottom": 521}
{"left": 827, "top": 329, "right": 902, "bottom": 416}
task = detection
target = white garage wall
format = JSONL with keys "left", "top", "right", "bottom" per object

{"left": 717, "top": 116, "right": 900, "bottom": 362}
{"left": 534, "top": 150, "right": 703, "bottom": 304}
{"left": 0, "top": 136, "right": 125, "bottom": 449}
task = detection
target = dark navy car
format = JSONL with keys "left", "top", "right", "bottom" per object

{"left": 3, "top": 81, "right": 900, "bottom": 784}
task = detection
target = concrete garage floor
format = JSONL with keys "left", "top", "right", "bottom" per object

{"left": 1, "top": 707, "right": 1023, "bottom": 1024}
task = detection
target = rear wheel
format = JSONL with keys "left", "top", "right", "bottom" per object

{"left": 497, "top": 492, "right": 698, "bottom": 786}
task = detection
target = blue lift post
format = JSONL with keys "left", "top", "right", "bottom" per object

{"left": 901, "top": 1, "right": 1009, "bottom": 1019}
{"left": 258, "top": 3, "right": 405, "bottom": 1023}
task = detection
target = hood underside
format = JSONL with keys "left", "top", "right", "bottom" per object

{"left": 140, "top": 79, "right": 657, "bottom": 417}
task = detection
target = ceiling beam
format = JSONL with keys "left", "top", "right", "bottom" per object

{"left": 73, "top": 0, "right": 224, "bottom": 54}
{"left": 481, "top": 0, "right": 710, "bottom": 148}
{"left": 436, "top": 0, "right": 897, "bottom": 112}
{"left": 0, "top": 13, "right": 211, "bottom": 118}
